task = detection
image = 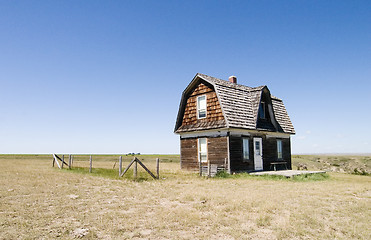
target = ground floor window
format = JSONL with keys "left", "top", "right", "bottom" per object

{"left": 198, "top": 138, "right": 207, "bottom": 163}
{"left": 277, "top": 139, "right": 283, "bottom": 159}
{"left": 242, "top": 138, "right": 249, "bottom": 162}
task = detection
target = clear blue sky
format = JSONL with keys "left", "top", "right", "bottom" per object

{"left": 0, "top": 0, "right": 370, "bottom": 154}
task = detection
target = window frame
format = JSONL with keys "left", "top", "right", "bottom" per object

{"left": 259, "top": 101, "right": 266, "bottom": 119}
{"left": 197, "top": 95, "right": 207, "bottom": 119}
{"left": 242, "top": 137, "right": 250, "bottom": 162}
{"left": 277, "top": 139, "right": 283, "bottom": 160}
{"left": 198, "top": 138, "right": 208, "bottom": 163}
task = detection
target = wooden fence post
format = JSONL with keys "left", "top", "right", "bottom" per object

{"left": 120, "top": 158, "right": 136, "bottom": 177}
{"left": 119, "top": 156, "right": 122, "bottom": 176}
{"left": 199, "top": 160, "right": 202, "bottom": 177}
{"left": 89, "top": 155, "right": 92, "bottom": 173}
{"left": 208, "top": 161, "right": 211, "bottom": 177}
{"left": 52, "top": 156, "right": 55, "bottom": 167}
{"left": 69, "top": 155, "right": 72, "bottom": 169}
{"left": 53, "top": 154, "right": 61, "bottom": 169}
{"left": 71, "top": 155, "right": 74, "bottom": 167}
{"left": 61, "top": 155, "right": 64, "bottom": 169}
{"left": 133, "top": 160, "right": 137, "bottom": 179}
{"left": 156, "top": 158, "right": 160, "bottom": 179}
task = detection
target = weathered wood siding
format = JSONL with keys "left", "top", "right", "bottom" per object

{"left": 262, "top": 136, "right": 276, "bottom": 170}
{"left": 282, "top": 138, "right": 292, "bottom": 169}
{"left": 180, "top": 138, "right": 198, "bottom": 170}
{"left": 208, "top": 137, "right": 228, "bottom": 166}
{"left": 262, "top": 137, "right": 292, "bottom": 170}
{"left": 180, "top": 136, "right": 228, "bottom": 170}
{"left": 229, "top": 134, "right": 292, "bottom": 171}
{"left": 181, "top": 83, "right": 224, "bottom": 126}
{"left": 229, "top": 136, "right": 254, "bottom": 172}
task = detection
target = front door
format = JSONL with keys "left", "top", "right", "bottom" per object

{"left": 253, "top": 138, "right": 263, "bottom": 170}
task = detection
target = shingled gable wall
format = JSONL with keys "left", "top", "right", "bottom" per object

{"left": 181, "top": 82, "right": 224, "bottom": 127}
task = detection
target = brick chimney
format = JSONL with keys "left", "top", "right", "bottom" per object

{"left": 229, "top": 75, "right": 237, "bottom": 84}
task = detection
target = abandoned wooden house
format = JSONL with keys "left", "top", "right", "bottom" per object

{"left": 174, "top": 73, "right": 295, "bottom": 173}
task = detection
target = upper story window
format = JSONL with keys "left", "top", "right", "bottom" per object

{"left": 259, "top": 101, "right": 265, "bottom": 119}
{"left": 277, "top": 139, "right": 283, "bottom": 159}
{"left": 242, "top": 138, "right": 250, "bottom": 162}
{"left": 197, "top": 95, "right": 207, "bottom": 119}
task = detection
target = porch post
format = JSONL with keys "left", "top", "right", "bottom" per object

{"left": 227, "top": 133, "right": 231, "bottom": 174}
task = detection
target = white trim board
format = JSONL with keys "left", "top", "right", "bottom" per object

{"left": 179, "top": 128, "right": 291, "bottom": 139}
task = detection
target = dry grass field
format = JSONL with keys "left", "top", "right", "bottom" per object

{"left": 293, "top": 155, "right": 371, "bottom": 175}
{"left": 0, "top": 154, "right": 370, "bottom": 239}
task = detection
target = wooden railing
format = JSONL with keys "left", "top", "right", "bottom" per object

{"left": 199, "top": 158, "right": 228, "bottom": 177}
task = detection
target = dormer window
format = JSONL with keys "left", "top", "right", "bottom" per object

{"left": 197, "top": 95, "right": 206, "bottom": 119}
{"left": 259, "top": 102, "right": 265, "bottom": 119}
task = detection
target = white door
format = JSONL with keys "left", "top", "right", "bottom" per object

{"left": 253, "top": 138, "right": 263, "bottom": 170}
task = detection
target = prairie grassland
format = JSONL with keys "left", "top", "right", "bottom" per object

{"left": 292, "top": 154, "right": 370, "bottom": 175}
{"left": 0, "top": 155, "right": 370, "bottom": 240}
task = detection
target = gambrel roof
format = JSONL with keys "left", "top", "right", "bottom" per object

{"left": 175, "top": 73, "right": 295, "bottom": 134}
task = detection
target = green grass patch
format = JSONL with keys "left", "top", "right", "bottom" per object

{"left": 253, "top": 174, "right": 288, "bottom": 181}
{"left": 214, "top": 170, "right": 230, "bottom": 178}
{"left": 292, "top": 173, "right": 330, "bottom": 181}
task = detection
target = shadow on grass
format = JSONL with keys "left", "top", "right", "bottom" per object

{"left": 214, "top": 171, "right": 330, "bottom": 181}
{"left": 61, "top": 167, "right": 154, "bottom": 182}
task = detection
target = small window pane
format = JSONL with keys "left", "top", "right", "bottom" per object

{"left": 197, "top": 95, "right": 206, "bottom": 119}
{"left": 198, "top": 138, "right": 207, "bottom": 162}
{"left": 198, "top": 110, "right": 206, "bottom": 118}
{"left": 199, "top": 96, "right": 206, "bottom": 109}
{"left": 259, "top": 102, "right": 265, "bottom": 119}
{"left": 199, "top": 138, "right": 206, "bottom": 152}
{"left": 277, "top": 140, "right": 283, "bottom": 159}
{"left": 255, "top": 141, "right": 260, "bottom": 155}
{"left": 243, "top": 138, "right": 249, "bottom": 161}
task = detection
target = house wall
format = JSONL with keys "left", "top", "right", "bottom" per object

{"left": 282, "top": 137, "right": 292, "bottom": 169}
{"left": 229, "top": 133, "right": 292, "bottom": 171}
{"left": 208, "top": 136, "right": 228, "bottom": 166}
{"left": 180, "top": 136, "right": 228, "bottom": 170}
{"left": 262, "top": 137, "right": 291, "bottom": 170}
{"left": 229, "top": 136, "right": 254, "bottom": 172}
{"left": 181, "top": 83, "right": 224, "bottom": 126}
{"left": 180, "top": 138, "right": 198, "bottom": 170}
{"left": 181, "top": 133, "right": 291, "bottom": 172}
